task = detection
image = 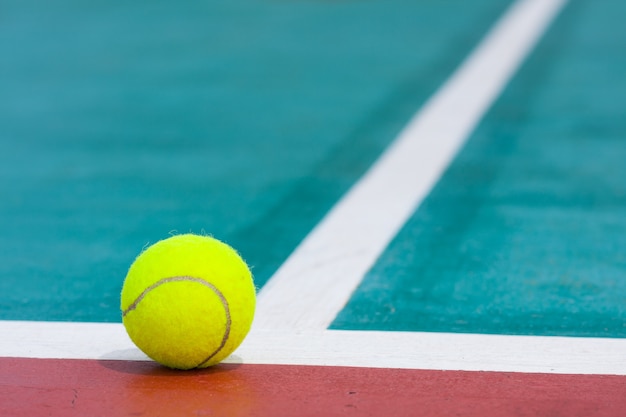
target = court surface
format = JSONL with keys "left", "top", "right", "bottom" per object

{"left": 1, "top": 0, "right": 625, "bottom": 415}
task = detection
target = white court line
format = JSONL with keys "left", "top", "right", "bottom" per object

{"left": 254, "top": 0, "right": 569, "bottom": 332}
{"left": 2, "top": 321, "right": 626, "bottom": 375}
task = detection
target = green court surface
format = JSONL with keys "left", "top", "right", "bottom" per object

{"left": 0, "top": 0, "right": 624, "bottom": 341}
{"left": 0, "top": 0, "right": 508, "bottom": 322}
{"left": 332, "top": 0, "right": 626, "bottom": 337}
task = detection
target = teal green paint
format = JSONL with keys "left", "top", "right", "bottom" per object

{"left": 0, "top": 0, "right": 510, "bottom": 322}
{"left": 333, "top": 0, "right": 626, "bottom": 337}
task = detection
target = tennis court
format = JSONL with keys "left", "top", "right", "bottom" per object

{"left": 1, "top": 0, "right": 625, "bottom": 415}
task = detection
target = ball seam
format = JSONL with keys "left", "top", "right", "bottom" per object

{"left": 122, "top": 276, "right": 232, "bottom": 368}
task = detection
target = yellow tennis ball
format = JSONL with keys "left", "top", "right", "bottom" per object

{"left": 120, "top": 234, "right": 256, "bottom": 370}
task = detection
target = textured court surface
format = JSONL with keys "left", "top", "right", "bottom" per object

{"left": 333, "top": 0, "right": 626, "bottom": 337}
{"left": 1, "top": 0, "right": 625, "bottom": 415}
{"left": 2, "top": 358, "right": 626, "bottom": 417}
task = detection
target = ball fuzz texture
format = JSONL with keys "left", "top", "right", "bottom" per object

{"left": 120, "top": 234, "right": 256, "bottom": 370}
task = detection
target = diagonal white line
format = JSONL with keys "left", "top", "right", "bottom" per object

{"left": 254, "top": 0, "right": 569, "bottom": 332}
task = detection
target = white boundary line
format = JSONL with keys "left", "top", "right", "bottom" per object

{"left": 5, "top": 0, "right": 622, "bottom": 376}
{"left": 254, "top": 0, "right": 569, "bottom": 332}
{"left": 2, "top": 321, "right": 625, "bottom": 375}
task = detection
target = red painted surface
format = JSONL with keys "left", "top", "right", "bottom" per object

{"left": 1, "top": 358, "right": 625, "bottom": 417}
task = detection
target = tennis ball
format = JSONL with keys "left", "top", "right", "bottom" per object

{"left": 120, "top": 234, "right": 256, "bottom": 370}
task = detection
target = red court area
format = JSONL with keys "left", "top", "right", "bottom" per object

{"left": 1, "top": 358, "right": 624, "bottom": 417}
